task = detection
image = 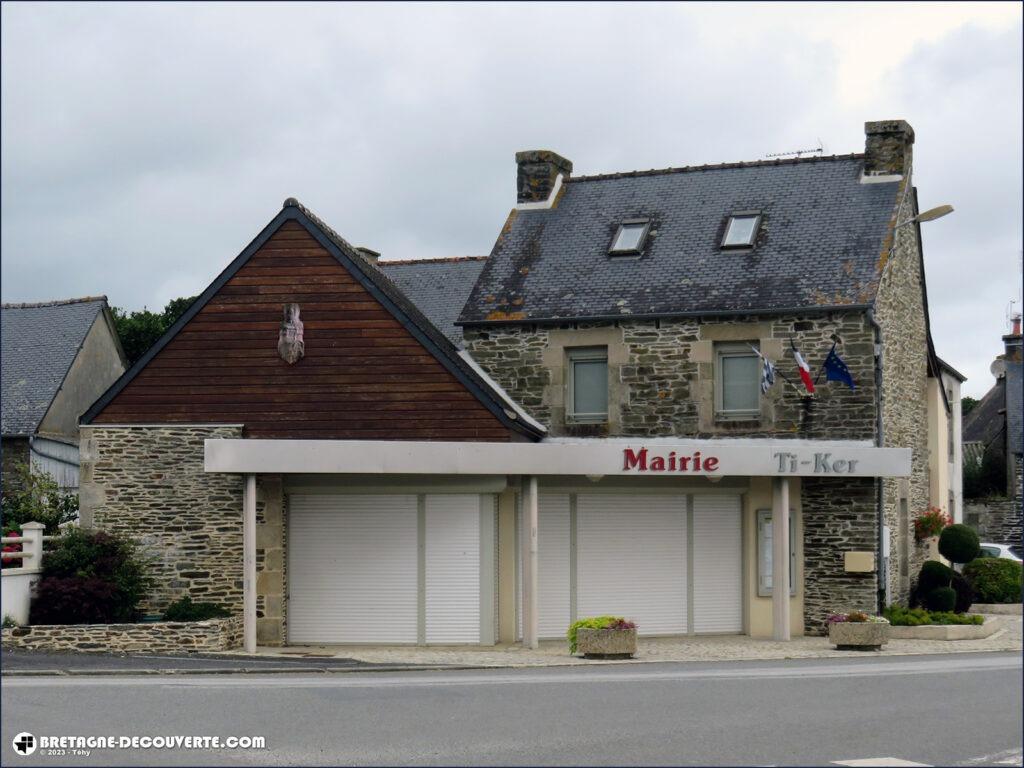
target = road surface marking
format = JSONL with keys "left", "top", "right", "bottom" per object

{"left": 832, "top": 759, "right": 931, "bottom": 767}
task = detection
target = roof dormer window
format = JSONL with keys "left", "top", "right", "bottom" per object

{"left": 722, "top": 213, "right": 761, "bottom": 249}
{"left": 609, "top": 219, "right": 650, "bottom": 255}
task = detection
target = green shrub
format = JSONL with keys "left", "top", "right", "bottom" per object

{"left": 918, "top": 560, "right": 953, "bottom": 592}
{"left": 963, "top": 558, "right": 1023, "bottom": 604}
{"left": 938, "top": 524, "right": 980, "bottom": 567}
{"left": 0, "top": 462, "right": 79, "bottom": 535}
{"left": 883, "top": 605, "right": 983, "bottom": 626}
{"left": 925, "top": 586, "right": 957, "bottom": 612}
{"left": 2, "top": 615, "right": 17, "bottom": 629}
{"left": 951, "top": 571, "right": 973, "bottom": 614}
{"left": 162, "top": 596, "right": 231, "bottom": 622}
{"left": 29, "top": 529, "right": 150, "bottom": 625}
{"left": 567, "top": 616, "right": 636, "bottom": 654}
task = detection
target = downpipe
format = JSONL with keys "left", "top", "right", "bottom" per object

{"left": 867, "top": 308, "right": 886, "bottom": 612}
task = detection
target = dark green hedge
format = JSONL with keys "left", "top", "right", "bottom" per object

{"left": 963, "top": 558, "right": 1023, "bottom": 604}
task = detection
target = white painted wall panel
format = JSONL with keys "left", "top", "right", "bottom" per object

{"left": 692, "top": 494, "right": 743, "bottom": 633}
{"left": 288, "top": 494, "right": 418, "bottom": 644}
{"left": 576, "top": 494, "right": 686, "bottom": 635}
{"left": 425, "top": 495, "right": 480, "bottom": 644}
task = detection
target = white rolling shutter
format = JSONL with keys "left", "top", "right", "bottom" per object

{"left": 425, "top": 495, "right": 481, "bottom": 644}
{"left": 288, "top": 494, "right": 418, "bottom": 644}
{"left": 537, "top": 494, "right": 571, "bottom": 639}
{"left": 692, "top": 494, "right": 743, "bottom": 634}
{"left": 576, "top": 494, "right": 687, "bottom": 636}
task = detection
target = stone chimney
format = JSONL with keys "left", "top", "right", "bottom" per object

{"left": 1004, "top": 314, "right": 1022, "bottom": 363}
{"left": 516, "top": 150, "right": 572, "bottom": 204}
{"left": 356, "top": 247, "right": 380, "bottom": 265}
{"left": 864, "top": 120, "right": 915, "bottom": 177}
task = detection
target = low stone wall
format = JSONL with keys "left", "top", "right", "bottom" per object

{"left": 1, "top": 616, "right": 242, "bottom": 654}
{"left": 970, "top": 604, "right": 1022, "bottom": 616}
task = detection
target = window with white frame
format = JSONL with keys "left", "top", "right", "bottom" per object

{"left": 757, "top": 509, "right": 796, "bottom": 597}
{"left": 715, "top": 342, "right": 760, "bottom": 420}
{"left": 721, "top": 213, "right": 760, "bottom": 248}
{"left": 608, "top": 219, "right": 650, "bottom": 255}
{"left": 567, "top": 347, "right": 608, "bottom": 423}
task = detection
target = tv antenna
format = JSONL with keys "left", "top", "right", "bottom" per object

{"left": 765, "top": 138, "right": 824, "bottom": 159}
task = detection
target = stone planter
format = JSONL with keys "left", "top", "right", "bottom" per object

{"left": 576, "top": 627, "right": 637, "bottom": 658}
{"left": 828, "top": 621, "right": 888, "bottom": 651}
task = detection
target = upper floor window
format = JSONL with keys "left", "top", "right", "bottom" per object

{"left": 609, "top": 219, "right": 650, "bottom": 255}
{"left": 567, "top": 347, "right": 608, "bottom": 423}
{"left": 721, "top": 213, "right": 761, "bottom": 248}
{"left": 715, "top": 342, "right": 760, "bottom": 420}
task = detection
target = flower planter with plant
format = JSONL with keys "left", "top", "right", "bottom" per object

{"left": 568, "top": 616, "right": 637, "bottom": 658}
{"left": 826, "top": 611, "right": 889, "bottom": 650}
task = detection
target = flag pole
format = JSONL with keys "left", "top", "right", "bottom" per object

{"left": 814, "top": 341, "right": 836, "bottom": 385}
{"left": 751, "top": 345, "right": 803, "bottom": 395}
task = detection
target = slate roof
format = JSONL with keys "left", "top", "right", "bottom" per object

{"left": 1, "top": 297, "right": 107, "bottom": 436}
{"left": 459, "top": 155, "right": 901, "bottom": 324}
{"left": 963, "top": 377, "right": 1006, "bottom": 448}
{"left": 378, "top": 257, "right": 487, "bottom": 346}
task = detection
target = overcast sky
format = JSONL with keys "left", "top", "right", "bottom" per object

{"left": 2, "top": 2, "right": 1021, "bottom": 397}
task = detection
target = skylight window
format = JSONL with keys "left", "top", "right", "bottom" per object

{"left": 609, "top": 220, "right": 650, "bottom": 255}
{"left": 722, "top": 213, "right": 761, "bottom": 248}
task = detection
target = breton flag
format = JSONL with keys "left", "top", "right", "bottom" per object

{"left": 791, "top": 342, "right": 816, "bottom": 394}
{"left": 749, "top": 345, "right": 776, "bottom": 394}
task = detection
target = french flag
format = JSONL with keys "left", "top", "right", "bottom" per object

{"left": 792, "top": 346, "right": 816, "bottom": 394}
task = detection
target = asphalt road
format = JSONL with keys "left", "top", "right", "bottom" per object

{"left": 2, "top": 653, "right": 1021, "bottom": 767}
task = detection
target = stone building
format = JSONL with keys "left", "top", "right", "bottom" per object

{"left": 78, "top": 119, "right": 951, "bottom": 652}
{"left": 963, "top": 317, "right": 1023, "bottom": 543}
{"left": 1, "top": 297, "right": 126, "bottom": 491}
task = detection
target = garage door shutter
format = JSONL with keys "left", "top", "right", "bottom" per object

{"left": 288, "top": 494, "right": 418, "bottom": 644}
{"left": 576, "top": 494, "right": 687, "bottom": 636}
{"left": 692, "top": 494, "right": 743, "bottom": 633}
{"left": 425, "top": 495, "right": 480, "bottom": 644}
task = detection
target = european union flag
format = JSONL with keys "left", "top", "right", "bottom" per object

{"left": 823, "top": 346, "right": 855, "bottom": 389}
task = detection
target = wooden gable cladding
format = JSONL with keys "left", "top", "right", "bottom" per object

{"left": 91, "top": 220, "right": 514, "bottom": 440}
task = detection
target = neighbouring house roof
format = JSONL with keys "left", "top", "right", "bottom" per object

{"left": 935, "top": 356, "right": 968, "bottom": 383}
{"left": 378, "top": 257, "right": 488, "bottom": 346}
{"left": 459, "top": 154, "right": 901, "bottom": 325}
{"left": 81, "top": 200, "right": 545, "bottom": 440}
{"left": 1, "top": 297, "right": 109, "bottom": 437}
{"left": 963, "top": 377, "right": 1006, "bottom": 450}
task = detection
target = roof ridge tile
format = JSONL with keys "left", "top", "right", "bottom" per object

{"left": 568, "top": 153, "right": 864, "bottom": 183}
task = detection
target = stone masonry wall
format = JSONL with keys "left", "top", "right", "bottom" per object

{"left": 79, "top": 426, "right": 244, "bottom": 615}
{"left": 965, "top": 456, "right": 1024, "bottom": 543}
{"left": 256, "top": 476, "right": 286, "bottom": 645}
{"left": 1, "top": 616, "right": 242, "bottom": 653}
{"left": 801, "top": 476, "right": 878, "bottom": 634}
{"left": 464, "top": 312, "right": 877, "bottom": 440}
{"left": 873, "top": 181, "right": 931, "bottom": 606}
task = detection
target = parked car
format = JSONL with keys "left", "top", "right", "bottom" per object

{"left": 977, "top": 543, "right": 1023, "bottom": 562}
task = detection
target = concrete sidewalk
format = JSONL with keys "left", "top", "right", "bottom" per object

{"left": 4, "top": 615, "right": 1019, "bottom": 675}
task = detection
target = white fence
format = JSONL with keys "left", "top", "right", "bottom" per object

{"left": 1, "top": 522, "right": 47, "bottom": 625}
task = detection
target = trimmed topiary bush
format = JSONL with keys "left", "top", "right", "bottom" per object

{"left": 963, "top": 558, "right": 1023, "bottom": 604}
{"left": 925, "top": 586, "right": 957, "bottom": 613}
{"left": 950, "top": 571, "right": 973, "bottom": 614}
{"left": 29, "top": 529, "right": 150, "bottom": 625}
{"left": 918, "top": 560, "right": 953, "bottom": 591}
{"left": 162, "top": 596, "right": 231, "bottom": 622}
{"left": 938, "top": 524, "right": 980, "bottom": 568}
